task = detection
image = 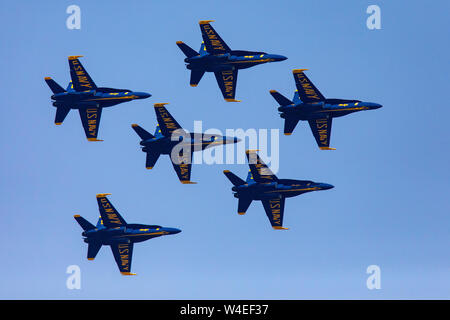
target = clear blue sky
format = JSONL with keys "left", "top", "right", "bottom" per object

{"left": 1, "top": 0, "right": 449, "bottom": 299}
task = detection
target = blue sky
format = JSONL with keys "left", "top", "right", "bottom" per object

{"left": 0, "top": 0, "right": 449, "bottom": 299}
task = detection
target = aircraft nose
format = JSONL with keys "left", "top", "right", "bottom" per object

{"left": 135, "top": 92, "right": 151, "bottom": 99}
{"left": 168, "top": 228, "right": 181, "bottom": 235}
{"left": 366, "top": 102, "right": 382, "bottom": 109}
{"left": 272, "top": 54, "right": 287, "bottom": 62}
{"left": 321, "top": 183, "right": 334, "bottom": 190}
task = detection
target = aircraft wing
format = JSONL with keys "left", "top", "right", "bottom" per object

{"left": 68, "top": 56, "right": 97, "bottom": 92}
{"left": 245, "top": 150, "right": 278, "bottom": 183}
{"left": 214, "top": 69, "right": 239, "bottom": 102}
{"left": 262, "top": 197, "right": 287, "bottom": 229}
{"left": 308, "top": 117, "right": 334, "bottom": 150}
{"left": 96, "top": 194, "right": 127, "bottom": 228}
{"left": 153, "top": 103, "right": 184, "bottom": 137}
{"left": 110, "top": 242, "right": 135, "bottom": 275}
{"left": 199, "top": 20, "right": 231, "bottom": 54}
{"left": 171, "top": 150, "right": 196, "bottom": 184}
{"left": 293, "top": 69, "right": 325, "bottom": 103}
{"left": 78, "top": 106, "right": 103, "bottom": 141}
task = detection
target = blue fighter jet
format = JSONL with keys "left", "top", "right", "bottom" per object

{"left": 270, "top": 69, "right": 382, "bottom": 150}
{"left": 223, "top": 150, "right": 333, "bottom": 230}
{"left": 176, "top": 20, "right": 287, "bottom": 102}
{"left": 45, "top": 56, "right": 151, "bottom": 141}
{"left": 131, "top": 103, "right": 240, "bottom": 184}
{"left": 74, "top": 194, "right": 181, "bottom": 275}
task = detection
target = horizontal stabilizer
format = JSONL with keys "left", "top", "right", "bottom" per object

{"left": 87, "top": 242, "right": 102, "bottom": 260}
{"left": 238, "top": 197, "right": 252, "bottom": 215}
{"left": 270, "top": 90, "right": 293, "bottom": 106}
{"left": 74, "top": 215, "right": 96, "bottom": 231}
{"left": 223, "top": 170, "right": 246, "bottom": 186}
{"left": 55, "top": 106, "right": 71, "bottom": 125}
{"left": 190, "top": 69, "right": 205, "bottom": 87}
{"left": 131, "top": 124, "right": 154, "bottom": 140}
{"left": 176, "top": 41, "right": 199, "bottom": 58}
{"left": 145, "top": 150, "right": 161, "bottom": 169}
{"left": 284, "top": 118, "right": 300, "bottom": 136}
{"left": 45, "top": 77, "right": 65, "bottom": 94}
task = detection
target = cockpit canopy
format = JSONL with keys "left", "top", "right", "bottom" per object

{"left": 231, "top": 50, "right": 267, "bottom": 56}
{"left": 96, "top": 87, "right": 131, "bottom": 93}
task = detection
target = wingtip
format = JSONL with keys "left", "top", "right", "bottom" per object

{"left": 225, "top": 99, "right": 241, "bottom": 102}
{"left": 55, "top": 122, "right": 62, "bottom": 125}
{"left": 87, "top": 258, "right": 95, "bottom": 261}
{"left": 190, "top": 84, "right": 198, "bottom": 87}
{"left": 176, "top": 41, "right": 183, "bottom": 44}
{"left": 74, "top": 214, "right": 81, "bottom": 218}
{"left": 238, "top": 212, "right": 246, "bottom": 215}
{"left": 96, "top": 193, "right": 112, "bottom": 198}
{"left": 154, "top": 103, "right": 169, "bottom": 108}
{"left": 269, "top": 90, "right": 278, "bottom": 94}
{"left": 199, "top": 20, "right": 215, "bottom": 24}
{"left": 181, "top": 181, "right": 197, "bottom": 185}
{"left": 120, "top": 272, "right": 137, "bottom": 276}
{"left": 68, "top": 55, "right": 84, "bottom": 60}
{"left": 320, "top": 147, "right": 336, "bottom": 151}
{"left": 223, "top": 170, "right": 230, "bottom": 173}
{"left": 87, "top": 138, "right": 104, "bottom": 142}
{"left": 273, "top": 226, "right": 289, "bottom": 230}
{"left": 293, "top": 68, "right": 308, "bottom": 74}
{"left": 44, "top": 77, "right": 52, "bottom": 80}
{"left": 131, "top": 124, "right": 139, "bottom": 128}
{"left": 284, "top": 133, "right": 292, "bottom": 136}
{"left": 146, "top": 167, "right": 153, "bottom": 170}
{"left": 245, "top": 149, "right": 260, "bottom": 154}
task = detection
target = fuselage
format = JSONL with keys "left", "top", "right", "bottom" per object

{"left": 185, "top": 51, "right": 287, "bottom": 72}
{"left": 279, "top": 99, "right": 382, "bottom": 121}
{"left": 140, "top": 133, "right": 240, "bottom": 155}
{"left": 232, "top": 179, "right": 334, "bottom": 201}
{"left": 51, "top": 89, "right": 151, "bottom": 109}
{"left": 82, "top": 224, "right": 181, "bottom": 245}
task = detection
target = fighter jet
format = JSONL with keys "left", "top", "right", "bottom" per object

{"left": 270, "top": 69, "right": 382, "bottom": 150}
{"left": 223, "top": 150, "right": 333, "bottom": 230}
{"left": 45, "top": 56, "right": 151, "bottom": 141}
{"left": 131, "top": 103, "right": 240, "bottom": 184}
{"left": 74, "top": 193, "right": 181, "bottom": 275}
{"left": 176, "top": 20, "right": 287, "bottom": 102}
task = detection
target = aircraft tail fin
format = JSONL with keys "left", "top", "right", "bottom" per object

{"left": 131, "top": 124, "right": 154, "bottom": 140}
{"left": 66, "top": 81, "right": 75, "bottom": 92}
{"left": 74, "top": 215, "right": 96, "bottom": 231}
{"left": 269, "top": 90, "right": 293, "bottom": 106}
{"left": 199, "top": 42, "right": 208, "bottom": 56}
{"left": 246, "top": 170, "right": 255, "bottom": 183}
{"left": 45, "top": 77, "right": 66, "bottom": 94}
{"left": 293, "top": 90, "right": 302, "bottom": 104}
{"left": 176, "top": 41, "right": 199, "bottom": 58}
{"left": 154, "top": 124, "right": 164, "bottom": 138}
{"left": 223, "top": 170, "right": 246, "bottom": 186}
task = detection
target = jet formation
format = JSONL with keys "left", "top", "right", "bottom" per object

{"left": 223, "top": 150, "right": 333, "bottom": 230}
{"left": 45, "top": 56, "right": 151, "bottom": 141}
{"left": 74, "top": 194, "right": 181, "bottom": 275}
{"left": 177, "top": 20, "right": 287, "bottom": 102}
{"left": 270, "top": 69, "right": 382, "bottom": 149}
{"left": 43, "top": 19, "right": 383, "bottom": 275}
